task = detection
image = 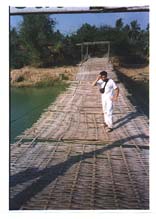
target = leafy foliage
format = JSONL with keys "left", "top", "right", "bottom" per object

{"left": 18, "top": 14, "right": 56, "bottom": 67}
{"left": 10, "top": 28, "right": 29, "bottom": 68}
{"left": 10, "top": 16, "right": 149, "bottom": 69}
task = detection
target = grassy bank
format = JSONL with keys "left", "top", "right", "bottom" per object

{"left": 10, "top": 66, "right": 78, "bottom": 88}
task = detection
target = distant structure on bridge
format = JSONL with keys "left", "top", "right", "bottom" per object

{"left": 76, "top": 41, "right": 111, "bottom": 62}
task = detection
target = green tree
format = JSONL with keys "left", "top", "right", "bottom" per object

{"left": 75, "top": 23, "right": 98, "bottom": 42}
{"left": 19, "top": 14, "right": 56, "bottom": 67}
{"left": 115, "top": 18, "right": 124, "bottom": 31}
{"left": 129, "top": 20, "right": 141, "bottom": 41}
{"left": 144, "top": 24, "right": 149, "bottom": 56}
{"left": 10, "top": 27, "right": 29, "bottom": 69}
{"left": 62, "top": 36, "right": 80, "bottom": 65}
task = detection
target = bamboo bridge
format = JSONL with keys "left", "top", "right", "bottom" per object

{"left": 10, "top": 57, "right": 149, "bottom": 210}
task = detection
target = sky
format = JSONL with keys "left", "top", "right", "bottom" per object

{"left": 10, "top": 11, "right": 149, "bottom": 35}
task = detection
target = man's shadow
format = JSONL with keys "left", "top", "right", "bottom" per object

{"left": 113, "top": 111, "right": 148, "bottom": 130}
{"left": 10, "top": 134, "right": 149, "bottom": 210}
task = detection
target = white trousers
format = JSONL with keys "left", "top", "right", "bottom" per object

{"left": 101, "top": 96, "right": 113, "bottom": 128}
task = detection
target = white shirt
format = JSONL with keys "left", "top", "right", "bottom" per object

{"left": 96, "top": 78, "right": 117, "bottom": 98}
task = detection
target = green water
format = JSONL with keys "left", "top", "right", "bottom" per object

{"left": 10, "top": 83, "right": 68, "bottom": 143}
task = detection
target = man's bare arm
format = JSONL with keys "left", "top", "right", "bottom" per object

{"left": 112, "top": 87, "right": 119, "bottom": 101}
{"left": 92, "top": 75, "right": 101, "bottom": 86}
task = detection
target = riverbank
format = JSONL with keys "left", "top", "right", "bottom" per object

{"left": 10, "top": 65, "right": 78, "bottom": 142}
{"left": 114, "top": 65, "right": 149, "bottom": 116}
{"left": 10, "top": 65, "right": 78, "bottom": 87}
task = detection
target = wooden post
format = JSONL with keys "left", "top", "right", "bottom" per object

{"left": 81, "top": 44, "right": 83, "bottom": 61}
{"left": 86, "top": 45, "right": 88, "bottom": 58}
{"left": 108, "top": 42, "right": 110, "bottom": 60}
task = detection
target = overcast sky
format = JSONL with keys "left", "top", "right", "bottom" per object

{"left": 10, "top": 11, "right": 149, "bottom": 35}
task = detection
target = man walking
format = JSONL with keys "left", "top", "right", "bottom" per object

{"left": 92, "top": 71, "right": 119, "bottom": 132}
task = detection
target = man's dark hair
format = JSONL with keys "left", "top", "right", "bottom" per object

{"left": 100, "top": 71, "right": 107, "bottom": 77}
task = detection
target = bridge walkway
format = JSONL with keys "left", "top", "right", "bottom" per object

{"left": 10, "top": 58, "right": 149, "bottom": 210}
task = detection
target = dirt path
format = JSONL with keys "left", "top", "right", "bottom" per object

{"left": 10, "top": 57, "right": 149, "bottom": 210}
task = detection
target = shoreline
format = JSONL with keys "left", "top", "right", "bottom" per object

{"left": 10, "top": 65, "right": 78, "bottom": 88}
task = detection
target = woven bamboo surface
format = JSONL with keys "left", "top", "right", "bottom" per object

{"left": 10, "top": 58, "right": 149, "bottom": 210}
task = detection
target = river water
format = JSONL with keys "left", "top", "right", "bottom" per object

{"left": 10, "top": 84, "right": 67, "bottom": 143}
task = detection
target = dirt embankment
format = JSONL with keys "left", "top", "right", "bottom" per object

{"left": 115, "top": 66, "right": 149, "bottom": 82}
{"left": 10, "top": 66, "right": 78, "bottom": 87}
{"left": 111, "top": 57, "right": 149, "bottom": 82}
{"left": 112, "top": 59, "right": 149, "bottom": 116}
